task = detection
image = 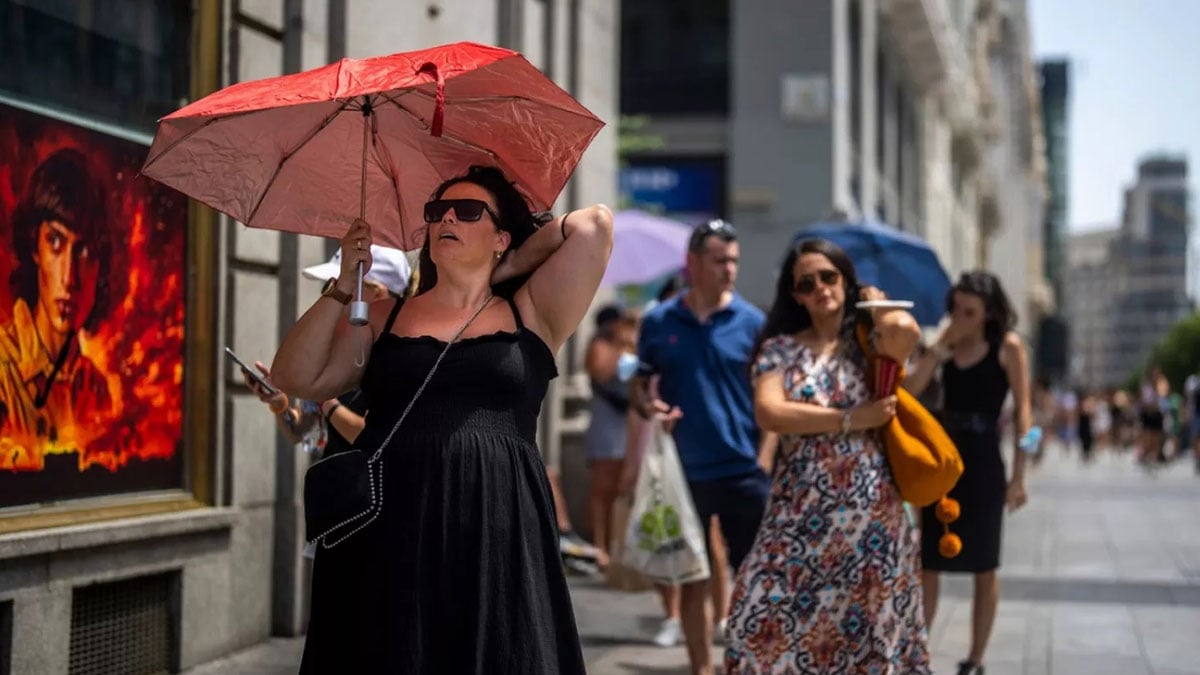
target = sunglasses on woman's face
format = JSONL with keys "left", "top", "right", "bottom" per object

{"left": 424, "top": 198, "right": 499, "bottom": 223}
{"left": 794, "top": 269, "right": 841, "bottom": 295}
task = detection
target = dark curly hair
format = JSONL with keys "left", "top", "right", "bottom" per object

{"left": 8, "top": 149, "right": 112, "bottom": 332}
{"left": 415, "top": 165, "right": 549, "bottom": 299}
{"left": 753, "top": 238, "right": 865, "bottom": 365}
{"left": 946, "top": 270, "right": 1016, "bottom": 346}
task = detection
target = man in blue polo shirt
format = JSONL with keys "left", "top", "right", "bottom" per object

{"left": 633, "top": 219, "right": 769, "bottom": 674}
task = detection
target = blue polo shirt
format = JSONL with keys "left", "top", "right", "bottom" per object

{"left": 638, "top": 294, "right": 765, "bottom": 482}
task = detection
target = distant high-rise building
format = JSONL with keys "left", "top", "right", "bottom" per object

{"left": 1039, "top": 60, "right": 1069, "bottom": 298}
{"left": 1065, "top": 157, "right": 1191, "bottom": 388}
{"left": 1034, "top": 60, "right": 1070, "bottom": 383}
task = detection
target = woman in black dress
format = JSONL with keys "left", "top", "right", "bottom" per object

{"left": 904, "top": 271, "right": 1031, "bottom": 675}
{"left": 271, "top": 165, "right": 613, "bottom": 673}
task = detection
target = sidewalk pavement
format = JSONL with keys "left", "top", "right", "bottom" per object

{"left": 186, "top": 447, "right": 1200, "bottom": 674}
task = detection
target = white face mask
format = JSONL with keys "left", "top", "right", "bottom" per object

{"left": 616, "top": 351, "right": 639, "bottom": 383}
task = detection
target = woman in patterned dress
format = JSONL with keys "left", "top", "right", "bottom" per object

{"left": 725, "top": 238, "right": 930, "bottom": 674}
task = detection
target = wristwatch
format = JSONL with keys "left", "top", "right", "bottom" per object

{"left": 321, "top": 277, "right": 352, "bottom": 305}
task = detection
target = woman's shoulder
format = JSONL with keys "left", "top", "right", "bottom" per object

{"left": 757, "top": 333, "right": 803, "bottom": 362}
{"left": 997, "top": 330, "right": 1025, "bottom": 360}
{"left": 761, "top": 332, "right": 798, "bottom": 351}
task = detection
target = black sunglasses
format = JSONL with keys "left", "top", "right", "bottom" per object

{"left": 794, "top": 269, "right": 841, "bottom": 295}
{"left": 424, "top": 198, "right": 500, "bottom": 223}
{"left": 688, "top": 219, "right": 738, "bottom": 250}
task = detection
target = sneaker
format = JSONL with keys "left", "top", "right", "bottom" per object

{"left": 562, "top": 556, "right": 600, "bottom": 577}
{"left": 559, "top": 531, "right": 601, "bottom": 561}
{"left": 713, "top": 618, "right": 729, "bottom": 645}
{"left": 652, "top": 618, "right": 682, "bottom": 648}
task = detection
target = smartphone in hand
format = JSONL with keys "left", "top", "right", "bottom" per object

{"left": 224, "top": 347, "right": 279, "bottom": 395}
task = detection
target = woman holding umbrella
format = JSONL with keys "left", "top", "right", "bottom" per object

{"left": 271, "top": 165, "right": 612, "bottom": 673}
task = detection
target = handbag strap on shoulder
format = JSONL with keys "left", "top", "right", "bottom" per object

{"left": 367, "top": 293, "right": 493, "bottom": 462}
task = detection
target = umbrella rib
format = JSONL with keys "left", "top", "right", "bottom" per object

{"left": 142, "top": 108, "right": 263, "bottom": 173}
{"left": 366, "top": 111, "right": 416, "bottom": 247}
{"left": 377, "top": 93, "right": 499, "bottom": 160}
{"left": 399, "top": 88, "right": 601, "bottom": 124}
{"left": 246, "top": 99, "right": 356, "bottom": 225}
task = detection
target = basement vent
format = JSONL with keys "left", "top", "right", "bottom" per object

{"left": 1, "top": 599, "right": 11, "bottom": 675}
{"left": 69, "top": 573, "right": 179, "bottom": 675}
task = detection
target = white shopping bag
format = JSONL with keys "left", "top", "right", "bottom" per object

{"left": 621, "top": 425, "right": 711, "bottom": 585}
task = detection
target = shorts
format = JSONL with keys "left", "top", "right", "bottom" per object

{"left": 686, "top": 470, "right": 771, "bottom": 573}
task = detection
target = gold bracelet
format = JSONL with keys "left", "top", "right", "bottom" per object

{"left": 268, "top": 396, "right": 289, "bottom": 415}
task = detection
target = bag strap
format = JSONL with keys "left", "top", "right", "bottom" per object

{"left": 367, "top": 293, "right": 493, "bottom": 463}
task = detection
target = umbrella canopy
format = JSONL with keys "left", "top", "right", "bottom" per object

{"left": 142, "top": 42, "right": 604, "bottom": 251}
{"left": 600, "top": 210, "right": 691, "bottom": 288}
{"left": 794, "top": 221, "right": 951, "bottom": 326}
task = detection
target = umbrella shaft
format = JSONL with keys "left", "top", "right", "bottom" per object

{"left": 360, "top": 96, "right": 370, "bottom": 220}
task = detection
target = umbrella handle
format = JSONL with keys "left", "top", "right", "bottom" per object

{"left": 349, "top": 261, "right": 369, "bottom": 326}
{"left": 349, "top": 96, "right": 372, "bottom": 327}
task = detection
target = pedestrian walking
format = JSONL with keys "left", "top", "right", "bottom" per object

{"left": 631, "top": 219, "right": 770, "bottom": 675}
{"left": 271, "top": 166, "right": 613, "bottom": 673}
{"left": 584, "top": 304, "right": 641, "bottom": 569}
{"left": 723, "top": 238, "right": 930, "bottom": 674}
{"left": 905, "top": 271, "right": 1032, "bottom": 675}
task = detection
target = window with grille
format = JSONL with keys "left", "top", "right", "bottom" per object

{"left": 69, "top": 573, "right": 179, "bottom": 675}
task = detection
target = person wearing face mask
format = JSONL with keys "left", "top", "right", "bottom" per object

{"left": 904, "top": 270, "right": 1032, "bottom": 675}
{"left": 724, "top": 238, "right": 929, "bottom": 673}
{"left": 583, "top": 304, "right": 641, "bottom": 569}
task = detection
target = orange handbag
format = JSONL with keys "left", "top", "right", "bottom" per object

{"left": 856, "top": 325, "right": 965, "bottom": 556}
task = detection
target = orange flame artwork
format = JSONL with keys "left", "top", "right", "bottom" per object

{"left": 0, "top": 101, "right": 185, "bottom": 509}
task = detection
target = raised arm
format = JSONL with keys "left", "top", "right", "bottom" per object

{"left": 270, "top": 219, "right": 394, "bottom": 401}
{"left": 904, "top": 320, "right": 964, "bottom": 397}
{"left": 508, "top": 205, "right": 614, "bottom": 352}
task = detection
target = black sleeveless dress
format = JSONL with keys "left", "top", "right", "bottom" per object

{"left": 300, "top": 298, "right": 585, "bottom": 674}
{"left": 921, "top": 340, "right": 1010, "bottom": 573}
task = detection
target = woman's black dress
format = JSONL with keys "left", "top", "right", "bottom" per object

{"left": 300, "top": 299, "right": 585, "bottom": 673}
{"left": 921, "top": 340, "right": 1010, "bottom": 573}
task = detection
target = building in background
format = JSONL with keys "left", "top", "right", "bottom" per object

{"left": 1065, "top": 157, "right": 1192, "bottom": 390}
{"left": 0, "top": 1, "right": 616, "bottom": 671}
{"left": 1065, "top": 228, "right": 1118, "bottom": 390}
{"left": 1110, "top": 157, "right": 1193, "bottom": 379}
{"left": 979, "top": 0, "right": 1051, "bottom": 339}
{"left": 1034, "top": 58, "right": 1070, "bottom": 382}
{"left": 620, "top": 0, "right": 1048, "bottom": 340}
{"left": 1039, "top": 59, "right": 1070, "bottom": 299}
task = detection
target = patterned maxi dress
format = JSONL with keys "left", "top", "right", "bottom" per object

{"left": 725, "top": 335, "right": 930, "bottom": 674}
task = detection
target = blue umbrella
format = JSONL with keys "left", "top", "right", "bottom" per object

{"left": 793, "top": 221, "right": 951, "bottom": 326}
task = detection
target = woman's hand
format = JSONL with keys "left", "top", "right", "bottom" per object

{"left": 336, "top": 218, "right": 374, "bottom": 294}
{"left": 1005, "top": 479, "right": 1028, "bottom": 512}
{"left": 852, "top": 395, "right": 898, "bottom": 429}
{"left": 937, "top": 318, "right": 970, "bottom": 351}
{"left": 860, "top": 285, "right": 888, "bottom": 303}
{"left": 243, "top": 361, "right": 288, "bottom": 412}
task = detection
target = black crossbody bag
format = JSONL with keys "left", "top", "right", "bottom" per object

{"left": 303, "top": 294, "right": 492, "bottom": 548}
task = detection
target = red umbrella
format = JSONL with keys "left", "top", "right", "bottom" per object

{"left": 142, "top": 41, "right": 604, "bottom": 321}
